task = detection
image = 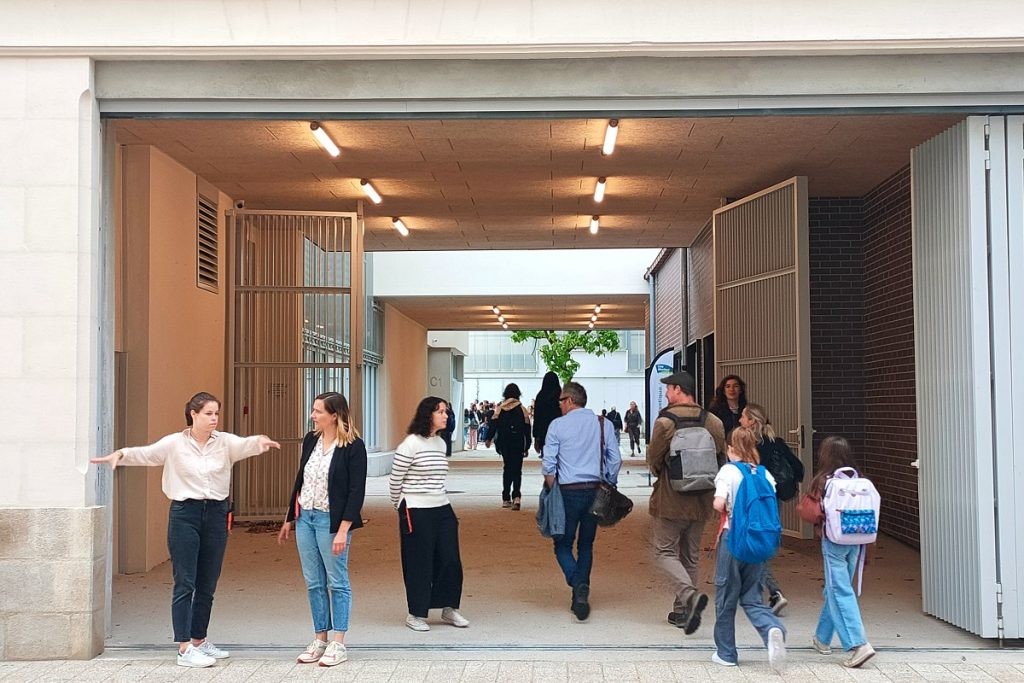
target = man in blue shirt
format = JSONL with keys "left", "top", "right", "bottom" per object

{"left": 543, "top": 381, "right": 622, "bottom": 621}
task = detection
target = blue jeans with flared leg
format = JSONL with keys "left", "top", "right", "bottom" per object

{"left": 815, "top": 537, "right": 867, "bottom": 651}
{"left": 713, "top": 529, "right": 786, "bottom": 664}
{"left": 296, "top": 507, "right": 353, "bottom": 633}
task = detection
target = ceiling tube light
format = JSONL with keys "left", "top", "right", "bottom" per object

{"left": 309, "top": 122, "right": 340, "bottom": 157}
{"left": 594, "top": 177, "right": 607, "bottom": 203}
{"left": 590, "top": 215, "right": 600, "bottom": 235}
{"left": 391, "top": 217, "right": 409, "bottom": 237}
{"left": 602, "top": 119, "right": 619, "bottom": 156}
{"left": 360, "top": 179, "right": 382, "bottom": 204}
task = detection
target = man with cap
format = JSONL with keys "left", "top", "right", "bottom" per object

{"left": 646, "top": 371, "right": 726, "bottom": 634}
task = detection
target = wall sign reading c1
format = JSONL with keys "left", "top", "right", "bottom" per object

{"left": 644, "top": 348, "right": 675, "bottom": 442}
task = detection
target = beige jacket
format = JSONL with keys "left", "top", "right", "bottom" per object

{"left": 646, "top": 403, "right": 726, "bottom": 520}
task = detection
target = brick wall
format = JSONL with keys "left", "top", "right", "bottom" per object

{"left": 863, "top": 166, "right": 919, "bottom": 547}
{"left": 808, "top": 198, "right": 866, "bottom": 459}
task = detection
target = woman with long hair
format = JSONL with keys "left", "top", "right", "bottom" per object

{"left": 711, "top": 427, "right": 786, "bottom": 672}
{"left": 708, "top": 375, "right": 747, "bottom": 436}
{"left": 90, "top": 392, "right": 280, "bottom": 668}
{"left": 740, "top": 403, "right": 804, "bottom": 614}
{"left": 389, "top": 397, "right": 469, "bottom": 631}
{"left": 278, "top": 392, "right": 366, "bottom": 667}
{"left": 624, "top": 401, "right": 643, "bottom": 456}
{"left": 487, "top": 382, "right": 531, "bottom": 510}
{"left": 532, "top": 371, "right": 562, "bottom": 455}
{"left": 804, "top": 436, "right": 876, "bottom": 668}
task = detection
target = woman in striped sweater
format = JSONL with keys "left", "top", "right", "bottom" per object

{"left": 389, "top": 396, "right": 470, "bottom": 632}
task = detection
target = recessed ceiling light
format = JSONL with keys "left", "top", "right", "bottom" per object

{"left": 594, "top": 305, "right": 602, "bottom": 313}
{"left": 309, "top": 122, "right": 340, "bottom": 157}
{"left": 588, "top": 322, "right": 595, "bottom": 329}
{"left": 498, "top": 315, "right": 505, "bottom": 323}
{"left": 502, "top": 322, "right": 509, "bottom": 329}
{"left": 590, "top": 216, "right": 600, "bottom": 235}
{"left": 492, "top": 306, "right": 501, "bottom": 315}
{"left": 391, "top": 217, "right": 409, "bottom": 237}
{"left": 602, "top": 120, "right": 619, "bottom": 156}
{"left": 360, "top": 179, "right": 382, "bottom": 204}
{"left": 591, "top": 314, "right": 598, "bottom": 322}
{"left": 594, "top": 177, "right": 607, "bottom": 203}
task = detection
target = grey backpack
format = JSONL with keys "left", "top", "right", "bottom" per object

{"left": 660, "top": 409, "right": 718, "bottom": 494}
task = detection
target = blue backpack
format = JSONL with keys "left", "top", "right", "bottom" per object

{"left": 727, "top": 462, "right": 782, "bottom": 564}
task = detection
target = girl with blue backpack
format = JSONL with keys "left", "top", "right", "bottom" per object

{"left": 711, "top": 427, "right": 787, "bottom": 673}
{"left": 797, "top": 436, "right": 877, "bottom": 668}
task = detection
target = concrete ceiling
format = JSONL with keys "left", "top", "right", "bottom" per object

{"left": 380, "top": 294, "right": 647, "bottom": 331}
{"left": 113, "top": 114, "right": 963, "bottom": 252}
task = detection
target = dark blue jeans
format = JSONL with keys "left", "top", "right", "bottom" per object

{"left": 553, "top": 487, "right": 598, "bottom": 588}
{"left": 166, "top": 499, "right": 229, "bottom": 643}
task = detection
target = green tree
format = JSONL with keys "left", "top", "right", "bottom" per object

{"left": 510, "top": 329, "right": 621, "bottom": 384}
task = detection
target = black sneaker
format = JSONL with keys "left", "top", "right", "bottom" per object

{"left": 769, "top": 591, "right": 789, "bottom": 615}
{"left": 683, "top": 592, "right": 708, "bottom": 635}
{"left": 667, "top": 611, "right": 688, "bottom": 628}
{"left": 571, "top": 583, "right": 591, "bottom": 621}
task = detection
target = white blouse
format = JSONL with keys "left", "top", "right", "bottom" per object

{"left": 119, "top": 429, "right": 265, "bottom": 501}
{"left": 297, "top": 436, "right": 332, "bottom": 512}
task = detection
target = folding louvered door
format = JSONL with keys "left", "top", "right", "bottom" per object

{"left": 227, "top": 211, "right": 362, "bottom": 519}
{"left": 713, "top": 177, "right": 813, "bottom": 539}
{"left": 914, "top": 116, "right": 1024, "bottom": 638}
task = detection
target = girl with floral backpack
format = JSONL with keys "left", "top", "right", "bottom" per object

{"left": 797, "top": 436, "right": 878, "bottom": 669}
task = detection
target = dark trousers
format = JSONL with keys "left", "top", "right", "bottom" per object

{"left": 166, "top": 498, "right": 229, "bottom": 643}
{"left": 553, "top": 487, "right": 598, "bottom": 588}
{"left": 398, "top": 504, "right": 464, "bottom": 617}
{"left": 627, "top": 426, "right": 641, "bottom": 451}
{"left": 501, "top": 451, "right": 525, "bottom": 501}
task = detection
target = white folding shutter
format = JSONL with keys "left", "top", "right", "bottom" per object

{"left": 713, "top": 177, "right": 813, "bottom": 538}
{"left": 913, "top": 116, "right": 1007, "bottom": 637}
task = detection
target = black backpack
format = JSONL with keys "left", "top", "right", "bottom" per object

{"left": 758, "top": 438, "right": 805, "bottom": 502}
{"left": 496, "top": 404, "right": 528, "bottom": 455}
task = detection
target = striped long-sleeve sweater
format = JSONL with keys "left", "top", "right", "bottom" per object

{"left": 389, "top": 434, "right": 450, "bottom": 509}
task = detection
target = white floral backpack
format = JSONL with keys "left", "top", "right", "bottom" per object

{"left": 822, "top": 467, "right": 881, "bottom": 594}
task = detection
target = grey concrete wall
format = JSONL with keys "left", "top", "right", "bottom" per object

{"left": 0, "top": 507, "right": 106, "bottom": 660}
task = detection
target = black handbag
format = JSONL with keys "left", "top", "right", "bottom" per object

{"left": 589, "top": 416, "right": 633, "bottom": 527}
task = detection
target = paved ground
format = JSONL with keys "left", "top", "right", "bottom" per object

{"left": 8, "top": 454, "right": 1024, "bottom": 681}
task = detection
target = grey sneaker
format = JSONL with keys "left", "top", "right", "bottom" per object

{"left": 318, "top": 641, "right": 347, "bottom": 667}
{"left": 441, "top": 607, "right": 470, "bottom": 627}
{"left": 843, "top": 643, "right": 876, "bottom": 668}
{"left": 767, "top": 627, "right": 787, "bottom": 674}
{"left": 296, "top": 638, "right": 328, "bottom": 663}
{"left": 194, "top": 640, "right": 229, "bottom": 659}
{"left": 176, "top": 644, "right": 215, "bottom": 668}
{"left": 406, "top": 614, "right": 430, "bottom": 631}
{"left": 811, "top": 635, "right": 833, "bottom": 655}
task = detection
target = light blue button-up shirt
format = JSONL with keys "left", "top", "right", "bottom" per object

{"left": 542, "top": 407, "right": 621, "bottom": 485}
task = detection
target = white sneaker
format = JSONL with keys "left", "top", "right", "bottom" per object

{"left": 406, "top": 614, "right": 430, "bottom": 631}
{"left": 711, "top": 652, "right": 736, "bottom": 667}
{"left": 194, "top": 640, "right": 229, "bottom": 659}
{"left": 176, "top": 644, "right": 216, "bottom": 668}
{"left": 296, "top": 638, "right": 328, "bottom": 664}
{"left": 767, "top": 627, "right": 787, "bottom": 674}
{"left": 441, "top": 607, "right": 470, "bottom": 628}
{"left": 318, "top": 641, "right": 347, "bottom": 667}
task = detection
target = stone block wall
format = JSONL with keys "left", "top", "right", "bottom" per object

{"left": 0, "top": 507, "right": 107, "bottom": 660}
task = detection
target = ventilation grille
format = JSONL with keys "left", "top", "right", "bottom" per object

{"left": 197, "top": 194, "right": 219, "bottom": 292}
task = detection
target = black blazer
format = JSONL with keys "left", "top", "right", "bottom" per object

{"left": 286, "top": 431, "right": 367, "bottom": 533}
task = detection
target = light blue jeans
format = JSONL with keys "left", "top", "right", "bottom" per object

{"left": 815, "top": 537, "right": 867, "bottom": 651}
{"left": 296, "top": 507, "right": 353, "bottom": 633}
{"left": 713, "top": 529, "right": 785, "bottom": 664}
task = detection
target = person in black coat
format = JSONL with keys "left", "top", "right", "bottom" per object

{"left": 278, "top": 392, "right": 367, "bottom": 667}
{"left": 708, "top": 374, "right": 748, "bottom": 437}
{"left": 532, "top": 371, "right": 562, "bottom": 455}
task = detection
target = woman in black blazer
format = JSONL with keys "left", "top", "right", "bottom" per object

{"left": 277, "top": 392, "right": 367, "bottom": 668}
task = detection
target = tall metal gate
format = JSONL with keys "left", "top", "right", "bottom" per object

{"left": 914, "top": 116, "right": 1024, "bottom": 638}
{"left": 226, "top": 210, "right": 363, "bottom": 519}
{"left": 712, "top": 177, "right": 813, "bottom": 539}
